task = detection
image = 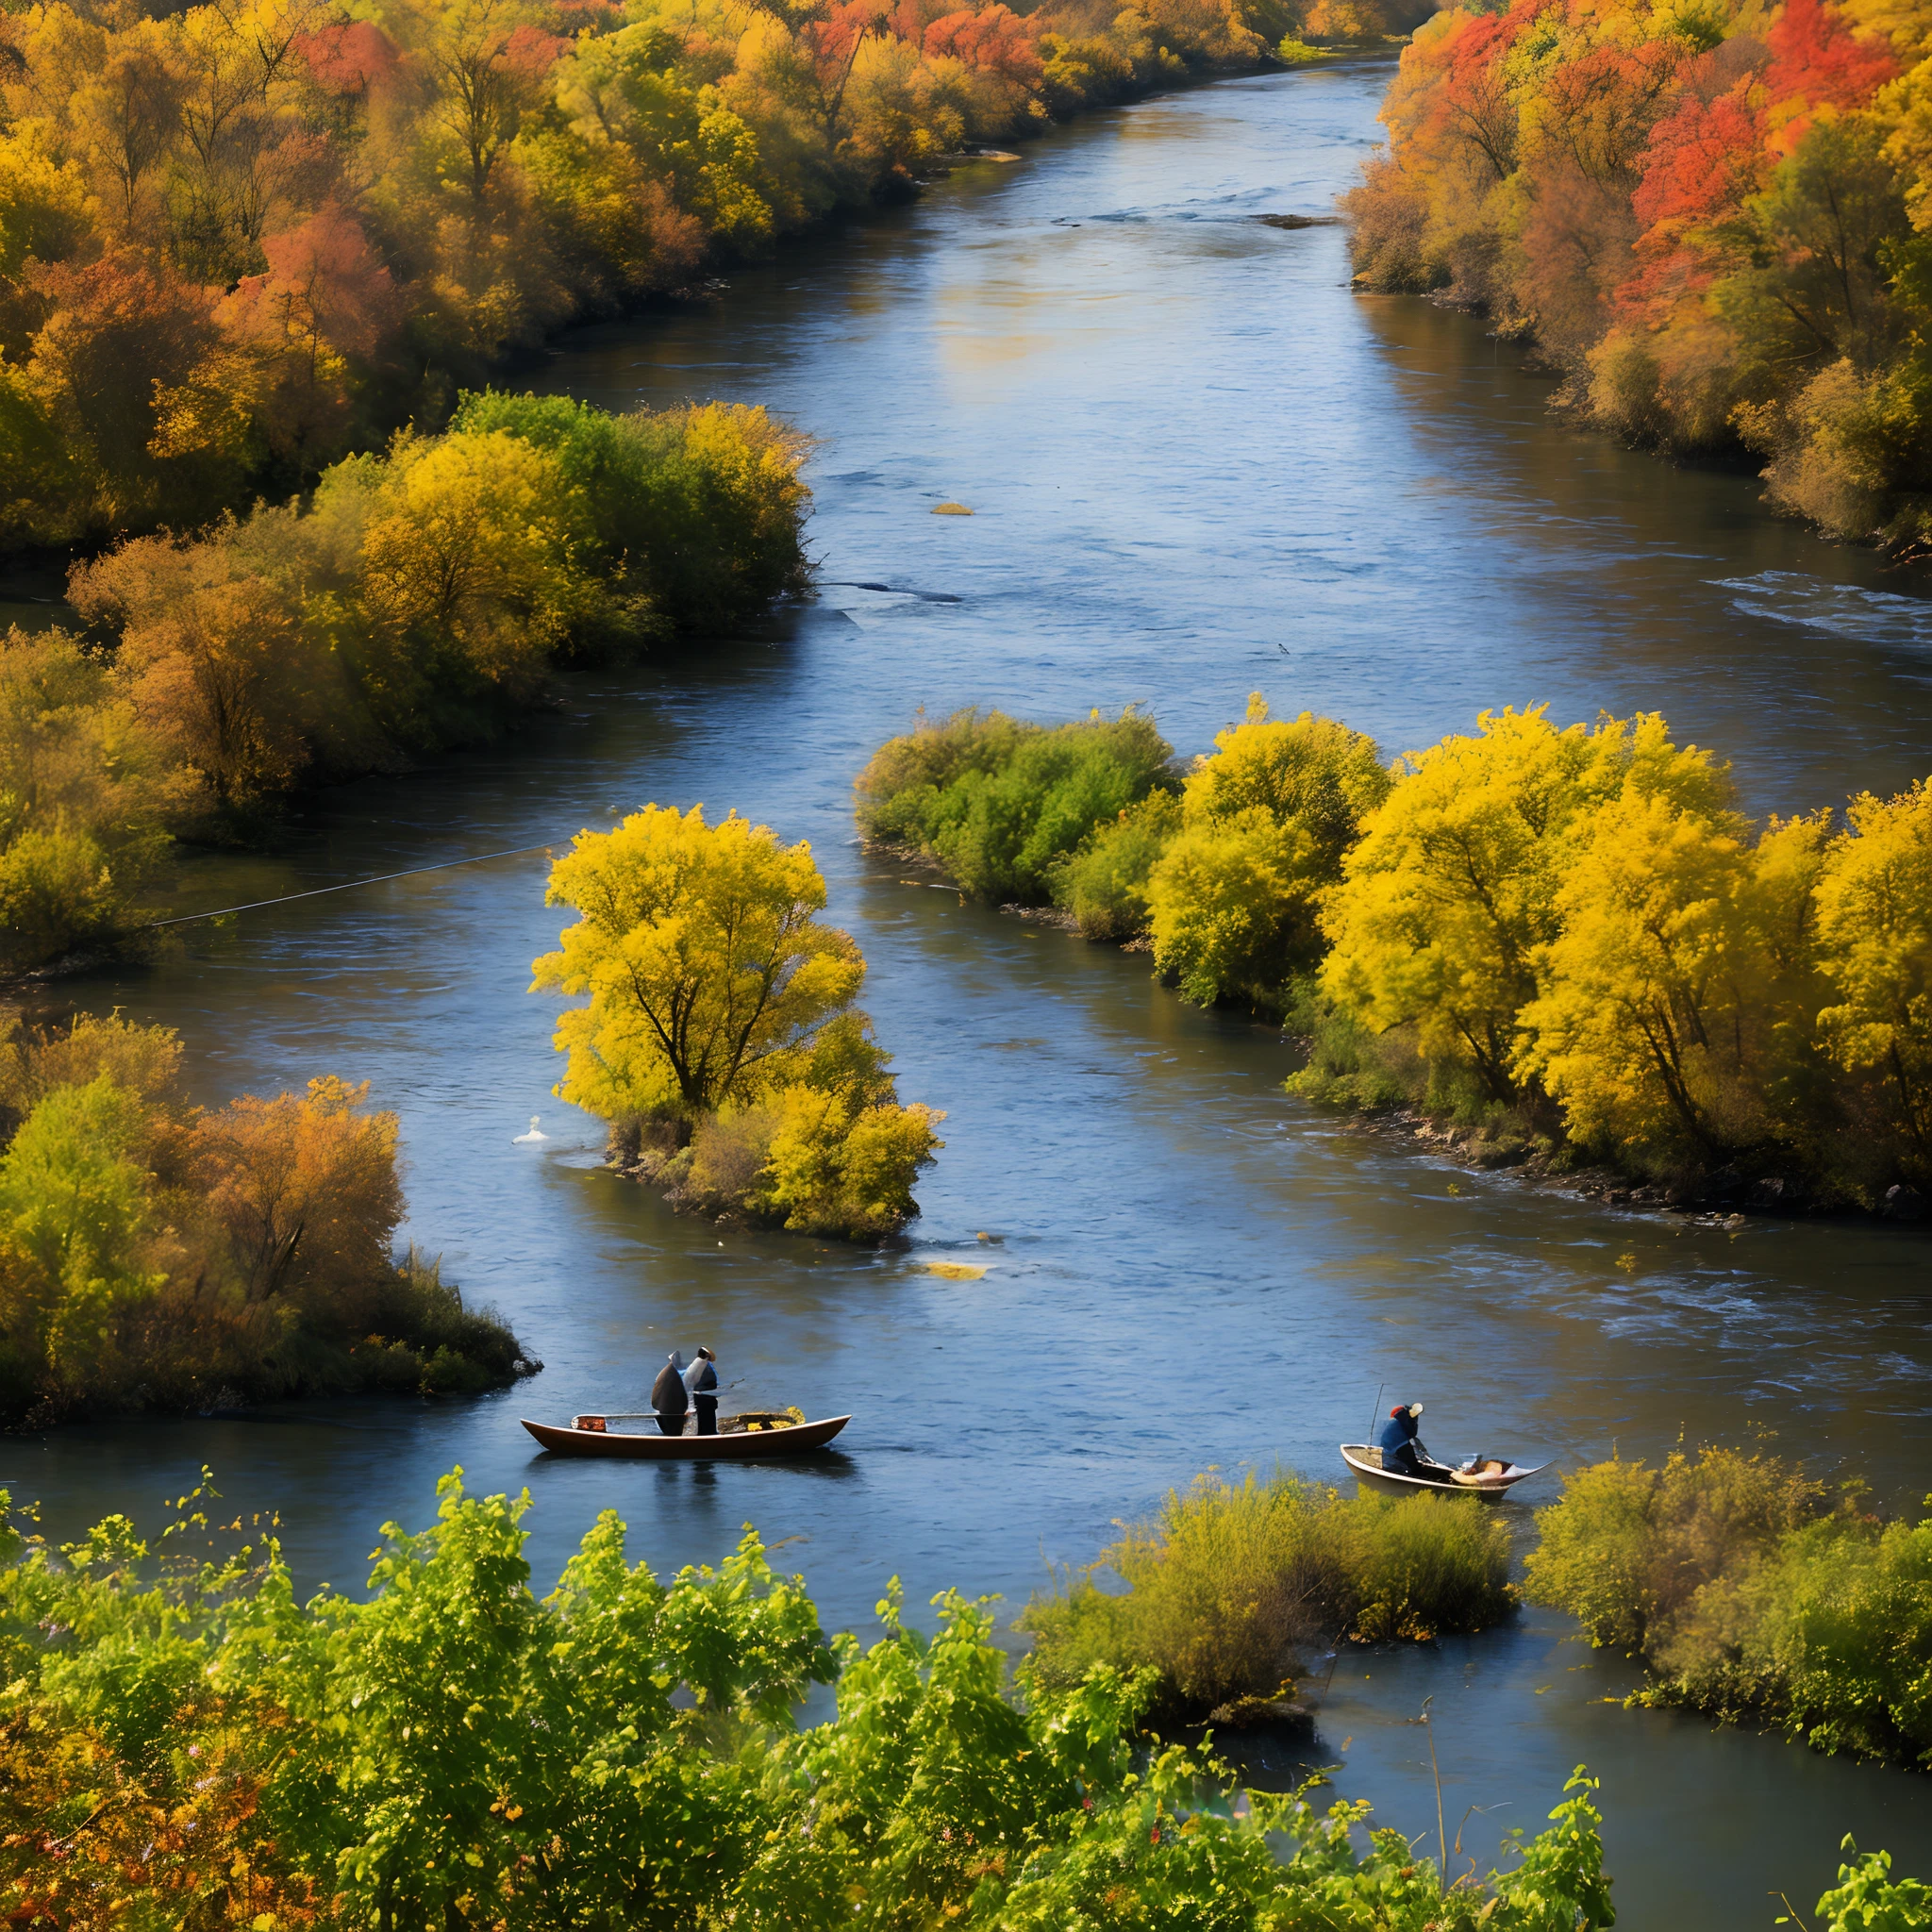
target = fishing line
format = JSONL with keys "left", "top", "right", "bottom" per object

{"left": 135, "top": 838, "right": 567, "bottom": 934}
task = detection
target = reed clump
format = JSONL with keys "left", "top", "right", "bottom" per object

{"left": 1524, "top": 1445, "right": 1932, "bottom": 1768}
{"left": 1017, "top": 1470, "right": 1517, "bottom": 1719}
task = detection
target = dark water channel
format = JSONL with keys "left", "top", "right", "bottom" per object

{"left": 19, "top": 55, "right": 1932, "bottom": 1926}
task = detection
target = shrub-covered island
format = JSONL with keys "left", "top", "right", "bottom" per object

{"left": 0, "top": 1009, "right": 530, "bottom": 1427}
{"left": 1526, "top": 1444, "right": 1932, "bottom": 1770}
{"left": 2, "top": 391, "right": 810, "bottom": 977}
{"left": 1019, "top": 1469, "right": 1517, "bottom": 1724}
{"left": 533, "top": 802, "right": 942, "bottom": 1240}
{"left": 858, "top": 696, "right": 1932, "bottom": 1217}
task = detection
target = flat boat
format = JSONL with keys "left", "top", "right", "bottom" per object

{"left": 1339, "top": 1441, "right": 1547, "bottom": 1498}
{"left": 522, "top": 1412, "right": 851, "bottom": 1460}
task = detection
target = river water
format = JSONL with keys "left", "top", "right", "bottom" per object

{"left": 18, "top": 54, "right": 1932, "bottom": 1926}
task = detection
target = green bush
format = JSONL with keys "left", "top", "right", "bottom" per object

{"left": 0, "top": 1471, "right": 1621, "bottom": 1931}
{"left": 448, "top": 391, "right": 812, "bottom": 637}
{"left": 854, "top": 706, "right": 1178, "bottom": 903}
{"left": 1019, "top": 1470, "right": 1517, "bottom": 1717}
{"left": 1525, "top": 1446, "right": 1932, "bottom": 1767}
{"left": 1280, "top": 976, "right": 1414, "bottom": 1111}
{"left": 1048, "top": 789, "right": 1183, "bottom": 941}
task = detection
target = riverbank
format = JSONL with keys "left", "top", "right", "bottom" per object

{"left": 1344, "top": 0, "right": 1932, "bottom": 559}
{"left": 857, "top": 700, "right": 1932, "bottom": 1225}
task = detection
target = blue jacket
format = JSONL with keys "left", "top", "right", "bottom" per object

{"left": 1378, "top": 1410, "right": 1420, "bottom": 1458}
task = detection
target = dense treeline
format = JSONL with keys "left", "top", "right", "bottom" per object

{"left": 0, "top": 1465, "right": 1610, "bottom": 1928}
{"left": 1346, "top": 0, "right": 1932, "bottom": 553}
{"left": 0, "top": 0, "right": 1338, "bottom": 553}
{"left": 0, "top": 390, "right": 808, "bottom": 975}
{"left": 534, "top": 801, "right": 942, "bottom": 1238}
{"left": 1019, "top": 1471, "right": 1516, "bottom": 1721}
{"left": 858, "top": 697, "right": 1932, "bottom": 1208}
{"left": 0, "top": 1008, "right": 526, "bottom": 1425}
{"left": 1526, "top": 1445, "right": 1932, "bottom": 1769}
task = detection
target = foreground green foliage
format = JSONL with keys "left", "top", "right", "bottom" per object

{"left": 533, "top": 802, "right": 941, "bottom": 1239}
{"left": 859, "top": 692, "right": 1932, "bottom": 1206}
{"left": 0, "top": 1010, "right": 525, "bottom": 1424}
{"left": 0, "top": 1469, "right": 1624, "bottom": 1929}
{"left": 1019, "top": 1471, "right": 1516, "bottom": 1718}
{"left": 1524, "top": 1446, "right": 1932, "bottom": 1769}
{"left": 0, "top": 393, "right": 809, "bottom": 974}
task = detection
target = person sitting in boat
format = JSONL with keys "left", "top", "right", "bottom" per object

{"left": 651, "top": 1350, "right": 690, "bottom": 1437}
{"left": 1378, "top": 1401, "right": 1433, "bottom": 1478}
{"left": 687, "top": 1346, "right": 720, "bottom": 1436}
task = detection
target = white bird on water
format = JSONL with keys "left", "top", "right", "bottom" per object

{"left": 513, "top": 1116, "right": 548, "bottom": 1144}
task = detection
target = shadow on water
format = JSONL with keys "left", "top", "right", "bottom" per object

{"left": 16, "top": 53, "right": 1932, "bottom": 1931}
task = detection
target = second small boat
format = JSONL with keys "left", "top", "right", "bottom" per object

{"left": 1340, "top": 1441, "right": 1547, "bottom": 1498}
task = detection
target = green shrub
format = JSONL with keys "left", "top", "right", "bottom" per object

{"left": 1047, "top": 789, "right": 1183, "bottom": 940}
{"left": 1019, "top": 1470, "right": 1516, "bottom": 1716}
{"left": 1525, "top": 1446, "right": 1932, "bottom": 1767}
{"left": 1280, "top": 976, "right": 1414, "bottom": 1110}
{"left": 855, "top": 706, "right": 1178, "bottom": 903}
{"left": 449, "top": 391, "right": 812, "bottom": 636}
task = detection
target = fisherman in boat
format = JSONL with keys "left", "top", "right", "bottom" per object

{"left": 688, "top": 1346, "right": 720, "bottom": 1436}
{"left": 1378, "top": 1401, "right": 1439, "bottom": 1479}
{"left": 651, "top": 1349, "right": 690, "bottom": 1436}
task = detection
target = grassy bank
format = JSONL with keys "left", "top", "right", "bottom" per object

{"left": 534, "top": 802, "right": 942, "bottom": 1241}
{"left": 1, "top": 391, "right": 808, "bottom": 975}
{"left": 0, "top": 1008, "right": 531, "bottom": 1426}
{"left": 858, "top": 695, "right": 1932, "bottom": 1215}
{"left": 1018, "top": 1470, "right": 1516, "bottom": 1722}
{"left": 1525, "top": 1445, "right": 1932, "bottom": 1770}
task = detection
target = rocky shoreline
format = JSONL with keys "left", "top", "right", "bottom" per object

{"left": 1328, "top": 1105, "right": 1929, "bottom": 1228}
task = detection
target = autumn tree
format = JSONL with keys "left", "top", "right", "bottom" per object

{"left": 1813, "top": 780, "right": 1932, "bottom": 1170}
{"left": 1146, "top": 694, "right": 1389, "bottom": 1012}
{"left": 533, "top": 803, "right": 870, "bottom": 1122}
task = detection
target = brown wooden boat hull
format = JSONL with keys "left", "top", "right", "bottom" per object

{"left": 521, "top": 1415, "right": 851, "bottom": 1459}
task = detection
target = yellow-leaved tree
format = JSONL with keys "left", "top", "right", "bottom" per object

{"left": 531, "top": 803, "right": 941, "bottom": 1238}
{"left": 1814, "top": 781, "right": 1932, "bottom": 1172}
{"left": 1505, "top": 720, "right": 1831, "bottom": 1169}
{"left": 1319, "top": 708, "right": 1756, "bottom": 1114}
{"left": 1146, "top": 694, "right": 1389, "bottom": 1012}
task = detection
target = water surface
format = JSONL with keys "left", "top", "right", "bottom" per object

{"left": 23, "top": 57, "right": 1932, "bottom": 1928}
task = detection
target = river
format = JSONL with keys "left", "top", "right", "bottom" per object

{"left": 17, "top": 53, "right": 1932, "bottom": 1927}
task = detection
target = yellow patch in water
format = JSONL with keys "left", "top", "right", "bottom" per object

{"left": 932, "top": 502, "right": 974, "bottom": 515}
{"left": 924, "top": 1261, "right": 987, "bottom": 1281}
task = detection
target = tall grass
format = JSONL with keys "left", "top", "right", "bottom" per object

{"left": 1524, "top": 1445, "right": 1932, "bottom": 1768}
{"left": 1018, "top": 1471, "right": 1516, "bottom": 1718}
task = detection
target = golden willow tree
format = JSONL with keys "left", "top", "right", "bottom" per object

{"left": 532, "top": 803, "right": 941, "bottom": 1238}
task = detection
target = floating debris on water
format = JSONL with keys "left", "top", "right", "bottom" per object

{"left": 932, "top": 502, "right": 974, "bottom": 515}
{"left": 924, "top": 1261, "right": 988, "bottom": 1281}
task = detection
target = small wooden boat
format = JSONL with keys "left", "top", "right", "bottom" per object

{"left": 1340, "top": 1442, "right": 1547, "bottom": 1498}
{"left": 522, "top": 1412, "right": 851, "bottom": 1459}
